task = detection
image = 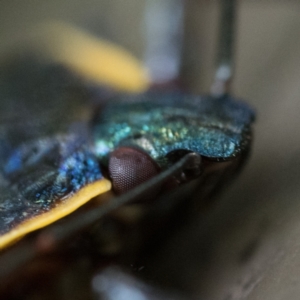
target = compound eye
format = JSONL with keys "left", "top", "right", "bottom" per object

{"left": 108, "top": 146, "right": 160, "bottom": 195}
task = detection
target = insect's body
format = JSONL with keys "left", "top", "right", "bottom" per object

{"left": 0, "top": 13, "right": 256, "bottom": 250}
{"left": 0, "top": 63, "right": 255, "bottom": 248}
{"left": 0, "top": 12, "right": 257, "bottom": 298}
{"left": 0, "top": 24, "right": 256, "bottom": 285}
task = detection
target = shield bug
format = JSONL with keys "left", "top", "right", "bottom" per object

{"left": 93, "top": 92, "right": 254, "bottom": 195}
{"left": 0, "top": 1, "right": 255, "bottom": 298}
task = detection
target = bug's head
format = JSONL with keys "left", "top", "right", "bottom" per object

{"left": 92, "top": 92, "right": 255, "bottom": 195}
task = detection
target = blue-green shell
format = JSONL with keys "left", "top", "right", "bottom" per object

{"left": 93, "top": 93, "right": 255, "bottom": 167}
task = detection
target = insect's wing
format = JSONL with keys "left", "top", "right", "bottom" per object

{"left": 0, "top": 62, "right": 111, "bottom": 249}
{"left": 0, "top": 137, "right": 111, "bottom": 249}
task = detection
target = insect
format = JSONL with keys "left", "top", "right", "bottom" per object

{"left": 0, "top": 64, "right": 254, "bottom": 296}
{"left": 0, "top": 2, "right": 255, "bottom": 298}
{"left": 0, "top": 58, "right": 254, "bottom": 250}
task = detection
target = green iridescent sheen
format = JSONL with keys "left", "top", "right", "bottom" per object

{"left": 93, "top": 93, "right": 255, "bottom": 167}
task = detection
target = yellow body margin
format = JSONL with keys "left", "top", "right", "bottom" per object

{"left": 28, "top": 21, "right": 149, "bottom": 93}
{"left": 0, "top": 178, "right": 111, "bottom": 250}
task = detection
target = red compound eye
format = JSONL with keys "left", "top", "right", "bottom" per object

{"left": 108, "top": 146, "right": 160, "bottom": 195}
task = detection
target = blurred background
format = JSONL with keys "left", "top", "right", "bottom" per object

{"left": 0, "top": 1, "right": 300, "bottom": 299}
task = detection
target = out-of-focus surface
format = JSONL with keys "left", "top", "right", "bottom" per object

{"left": 180, "top": 2, "right": 300, "bottom": 299}
{"left": 0, "top": 1, "right": 300, "bottom": 299}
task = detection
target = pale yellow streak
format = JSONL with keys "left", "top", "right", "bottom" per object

{"left": 0, "top": 178, "right": 111, "bottom": 250}
{"left": 23, "top": 21, "right": 149, "bottom": 92}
